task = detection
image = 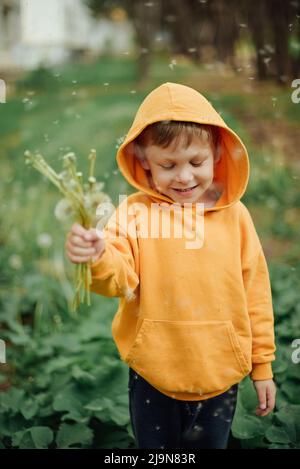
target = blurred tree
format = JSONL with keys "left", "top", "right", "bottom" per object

{"left": 85, "top": 0, "right": 161, "bottom": 83}
{"left": 85, "top": 0, "right": 300, "bottom": 85}
{"left": 266, "top": 0, "right": 294, "bottom": 84}
{"left": 241, "top": 0, "right": 299, "bottom": 84}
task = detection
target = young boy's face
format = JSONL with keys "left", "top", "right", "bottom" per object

{"left": 139, "top": 134, "right": 217, "bottom": 205}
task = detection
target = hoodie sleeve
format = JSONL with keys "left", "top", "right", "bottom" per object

{"left": 88, "top": 199, "right": 139, "bottom": 299}
{"left": 239, "top": 203, "right": 276, "bottom": 381}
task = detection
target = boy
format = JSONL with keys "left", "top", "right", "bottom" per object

{"left": 65, "top": 82, "right": 276, "bottom": 449}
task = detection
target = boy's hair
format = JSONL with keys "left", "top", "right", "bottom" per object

{"left": 134, "top": 120, "right": 221, "bottom": 162}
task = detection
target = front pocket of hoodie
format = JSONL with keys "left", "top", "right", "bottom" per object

{"left": 125, "top": 319, "right": 251, "bottom": 395}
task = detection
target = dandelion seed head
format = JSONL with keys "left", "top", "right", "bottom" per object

{"left": 37, "top": 232, "right": 53, "bottom": 249}
{"left": 8, "top": 254, "right": 23, "bottom": 270}
{"left": 54, "top": 198, "right": 74, "bottom": 220}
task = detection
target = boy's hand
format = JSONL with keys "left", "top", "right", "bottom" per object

{"left": 65, "top": 223, "right": 105, "bottom": 264}
{"left": 253, "top": 379, "right": 276, "bottom": 417}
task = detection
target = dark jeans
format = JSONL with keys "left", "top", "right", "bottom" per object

{"left": 128, "top": 367, "right": 239, "bottom": 449}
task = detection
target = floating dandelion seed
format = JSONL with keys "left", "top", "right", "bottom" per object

{"left": 263, "top": 57, "right": 271, "bottom": 65}
{"left": 169, "top": 59, "right": 177, "bottom": 70}
{"left": 123, "top": 287, "right": 136, "bottom": 302}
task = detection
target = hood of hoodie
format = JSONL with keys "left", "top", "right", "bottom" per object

{"left": 116, "top": 82, "right": 250, "bottom": 210}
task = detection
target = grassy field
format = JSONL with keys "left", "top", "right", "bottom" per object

{"left": 0, "top": 55, "right": 300, "bottom": 449}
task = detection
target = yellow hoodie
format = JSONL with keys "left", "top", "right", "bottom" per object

{"left": 90, "top": 82, "right": 276, "bottom": 401}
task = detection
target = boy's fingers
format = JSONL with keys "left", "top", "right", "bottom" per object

{"left": 266, "top": 386, "right": 275, "bottom": 411}
{"left": 67, "top": 254, "right": 92, "bottom": 264}
{"left": 84, "top": 228, "right": 104, "bottom": 241}
{"left": 68, "top": 234, "right": 93, "bottom": 248}
{"left": 71, "top": 223, "right": 88, "bottom": 237}
{"left": 257, "top": 388, "right": 267, "bottom": 410}
{"left": 67, "top": 244, "right": 96, "bottom": 257}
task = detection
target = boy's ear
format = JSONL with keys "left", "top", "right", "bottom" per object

{"left": 214, "top": 144, "right": 222, "bottom": 165}
{"left": 139, "top": 157, "right": 150, "bottom": 170}
{"left": 134, "top": 142, "right": 151, "bottom": 170}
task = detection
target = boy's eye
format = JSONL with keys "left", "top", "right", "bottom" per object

{"left": 160, "top": 162, "right": 203, "bottom": 170}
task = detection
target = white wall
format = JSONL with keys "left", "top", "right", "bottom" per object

{"left": 0, "top": 0, "right": 135, "bottom": 71}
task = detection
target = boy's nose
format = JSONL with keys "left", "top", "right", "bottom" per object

{"left": 174, "top": 169, "right": 194, "bottom": 184}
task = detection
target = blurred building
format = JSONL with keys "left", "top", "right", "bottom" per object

{"left": 0, "top": 0, "right": 134, "bottom": 71}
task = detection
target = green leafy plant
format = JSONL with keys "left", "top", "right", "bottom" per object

{"left": 0, "top": 301, "right": 136, "bottom": 449}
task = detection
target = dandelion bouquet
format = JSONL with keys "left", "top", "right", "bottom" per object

{"left": 24, "top": 149, "right": 112, "bottom": 314}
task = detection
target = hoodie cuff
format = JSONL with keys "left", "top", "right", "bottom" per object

{"left": 250, "top": 363, "right": 274, "bottom": 381}
{"left": 90, "top": 246, "right": 114, "bottom": 278}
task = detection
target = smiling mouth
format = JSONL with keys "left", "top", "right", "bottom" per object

{"left": 172, "top": 185, "right": 199, "bottom": 193}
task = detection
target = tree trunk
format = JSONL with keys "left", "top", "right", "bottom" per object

{"left": 129, "top": 0, "right": 161, "bottom": 84}
{"left": 242, "top": 0, "right": 271, "bottom": 80}
{"left": 267, "top": 0, "right": 292, "bottom": 85}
